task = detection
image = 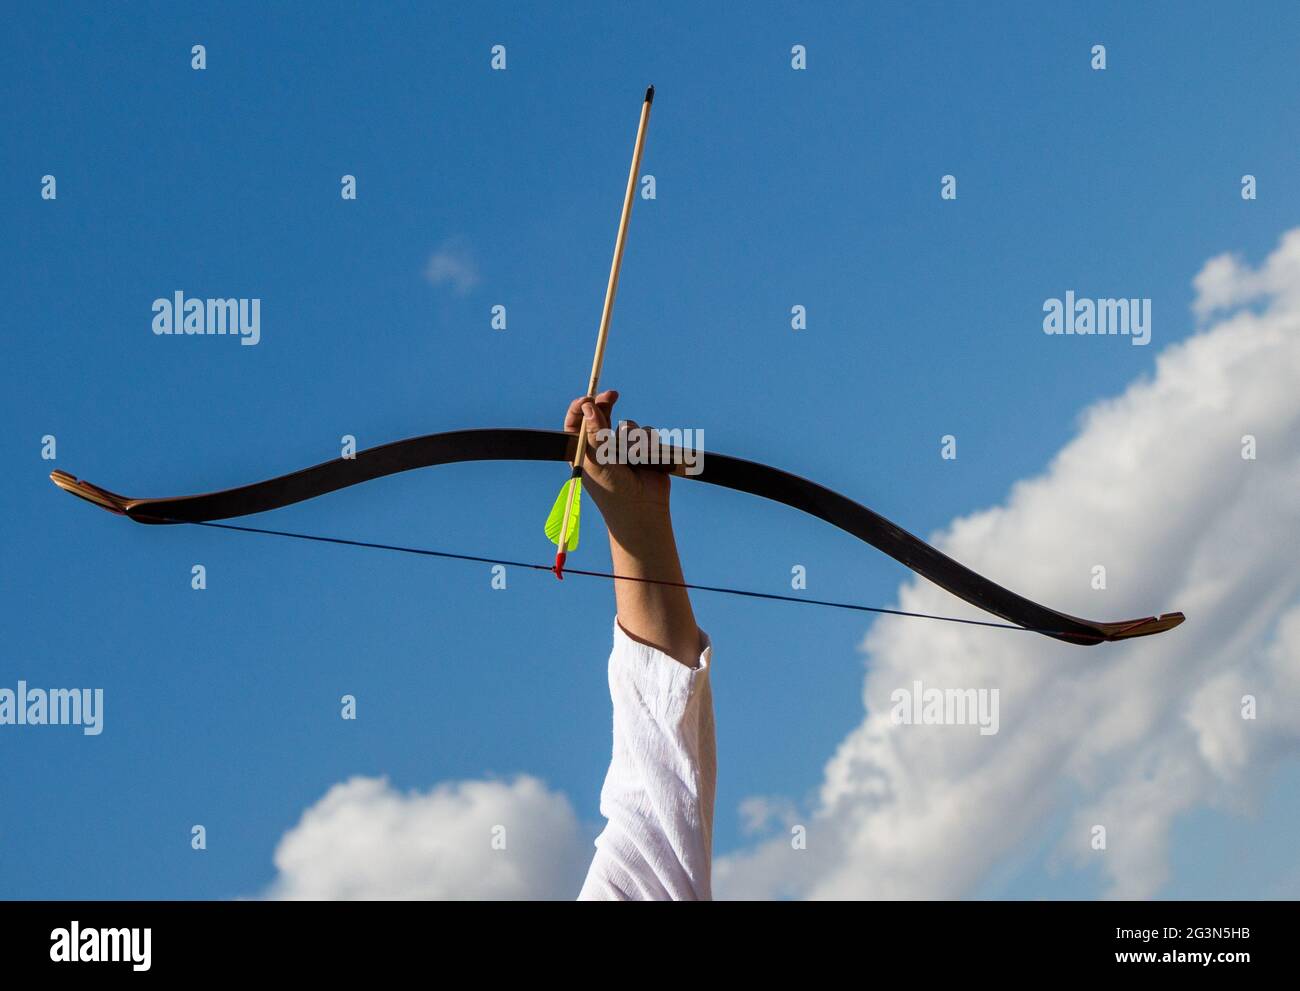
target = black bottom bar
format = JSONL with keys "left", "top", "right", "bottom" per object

{"left": 0, "top": 900, "right": 1286, "bottom": 979}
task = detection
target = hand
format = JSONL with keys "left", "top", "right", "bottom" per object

{"left": 563, "top": 390, "right": 671, "bottom": 536}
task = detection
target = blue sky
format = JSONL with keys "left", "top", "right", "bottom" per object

{"left": 3, "top": 1, "right": 1299, "bottom": 899}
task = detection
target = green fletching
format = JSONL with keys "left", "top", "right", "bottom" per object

{"left": 544, "top": 478, "right": 582, "bottom": 551}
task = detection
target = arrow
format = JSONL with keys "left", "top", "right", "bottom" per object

{"left": 547, "top": 84, "right": 654, "bottom": 578}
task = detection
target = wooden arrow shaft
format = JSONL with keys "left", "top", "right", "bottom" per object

{"left": 556, "top": 86, "right": 655, "bottom": 563}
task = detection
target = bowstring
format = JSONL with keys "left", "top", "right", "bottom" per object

{"left": 172, "top": 518, "right": 1093, "bottom": 639}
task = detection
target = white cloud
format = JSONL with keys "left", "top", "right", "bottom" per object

{"left": 718, "top": 228, "right": 1300, "bottom": 900}
{"left": 424, "top": 240, "right": 480, "bottom": 295}
{"left": 1193, "top": 228, "right": 1300, "bottom": 318}
{"left": 738, "top": 795, "right": 800, "bottom": 836}
{"left": 264, "top": 775, "right": 590, "bottom": 900}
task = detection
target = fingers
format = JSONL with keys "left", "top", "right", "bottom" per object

{"left": 593, "top": 389, "right": 618, "bottom": 419}
{"left": 562, "top": 389, "right": 619, "bottom": 432}
{"left": 611, "top": 419, "right": 663, "bottom": 462}
{"left": 562, "top": 396, "right": 585, "bottom": 432}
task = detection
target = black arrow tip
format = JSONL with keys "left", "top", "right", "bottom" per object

{"left": 645, "top": 85, "right": 654, "bottom": 104}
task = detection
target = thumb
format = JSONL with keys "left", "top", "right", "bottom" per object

{"left": 581, "top": 398, "right": 611, "bottom": 450}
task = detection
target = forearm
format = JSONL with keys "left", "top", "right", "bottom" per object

{"left": 606, "top": 508, "right": 701, "bottom": 668}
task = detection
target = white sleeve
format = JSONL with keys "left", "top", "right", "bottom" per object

{"left": 577, "top": 621, "right": 716, "bottom": 901}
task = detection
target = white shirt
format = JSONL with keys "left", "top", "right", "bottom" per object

{"left": 577, "top": 622, "right": 716, "bottom": 901}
